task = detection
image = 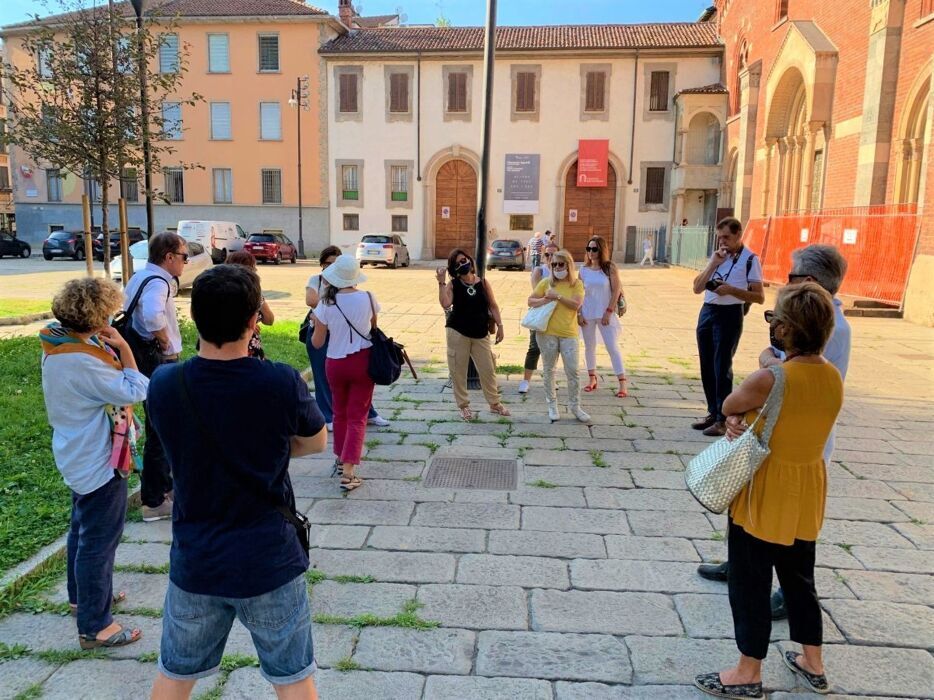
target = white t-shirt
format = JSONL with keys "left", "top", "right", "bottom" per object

{"left": 306, "top": 273, "right": 323, "bottom": 291}
{"left": 579, "top": 265, "right": 615, "bottom": 320}
{"left": 704, "top": 247, "right": 763, "bottom": 305}
{"left": 313, "top": 290, "right": 381, "bottom": 359}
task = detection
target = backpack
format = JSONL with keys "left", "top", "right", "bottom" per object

{"left": 332, "top": 292, "right": 417, "bottom": 386}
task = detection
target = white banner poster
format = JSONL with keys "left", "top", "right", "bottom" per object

{"left": 503, "top": 154, "right": 540, "bottom": 214}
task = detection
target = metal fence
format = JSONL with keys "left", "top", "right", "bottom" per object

{"left": 670, "top": 225, "right": 713, "bottom": 270}
{"left": 625, "top": 226, "right": 666, "bottom": 264}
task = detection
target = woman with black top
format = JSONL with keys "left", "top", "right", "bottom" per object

{"left": 437, "top": 249, "right": 510, "bottom": 421}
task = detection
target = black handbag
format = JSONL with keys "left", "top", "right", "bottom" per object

{"left": 112, "top": 275, "right": 170, "bottom": 377}
{"left": 298, "top": 309, "right": 313, "bottom": 343}
{"left": 173, "top": 364, "right": 311, "bottom": 555}
{"left": 332, "top": 292, "right": 416, "bottom": 386}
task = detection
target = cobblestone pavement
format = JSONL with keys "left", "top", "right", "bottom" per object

{"left": 1, "top": 264, "right": 933, "bottom": 699}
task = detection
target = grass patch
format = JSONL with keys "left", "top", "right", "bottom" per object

{"left": 219, "top": 654, "right": 260, "bottom": 673}
{"left": 401, "top": 475, "right": 422, "bottom": 482}
{"left": 527, "top": 480, "right": 558, "bottom": 489}
{"left": 589, "top": 450, "right": 608, "bottom": 468}
{"left": 334, "top": 657, "right": 362, "bottom": 672}
{"left": 416, "top": 442, "right": 440, "bottom": 456}
{"left": 13, "top": 683, "right": 43, "bottom": 700}
{"left": 836, "top": 542, "right": 853, "bottom": 553}
{"left": 0, "top": 642, "right": 29, "bottom": 661}
{"left": 124, "top": 606, "right": 163, "bottom": 618}
{"left": 0, "top": 550, "right": 66, "bottom": 619}
{"left": 364, "top": 438, "right": 381, "bottom": 451}
{"left": 0, "top": 299, "right": 51, "bottom": 318}
{"left": 710, "top": 530, "right": 725, "bottom": 542}
{"left": 138, "top": 651, "right": 160, "bottom": 663}
{"left": 306, "top": 569, "right": 327, "bottom": 586}
{"left": 517, "top": 446, "right": 528, "bottom": 459}
{"left": 496, "top": 363, "right": 524, "bottom": 375}
{"left": 331, "top": 574, "right": 376, "bottom": 584}
{"left": 313, "top": 599, "right": 439, "bottom": 630}
{"left": 114, "top": 563, "right": 170, "bottom": 575}
{"left": 35, "top": 648, "right": 109, "bottom": 663}
{"left": 307, "top": 570, "right": 376, "bottom": 586}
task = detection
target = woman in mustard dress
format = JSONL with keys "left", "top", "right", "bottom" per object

{"left": 695, "top": 283, "right": 843, "bottom": 699}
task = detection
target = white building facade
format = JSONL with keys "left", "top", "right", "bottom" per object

{"left": 320, "top": 23, "right": 725, "bottom": 261}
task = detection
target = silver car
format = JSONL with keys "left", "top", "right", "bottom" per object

{"left": 355, "top": 234, "right": 411, "bottom": 269}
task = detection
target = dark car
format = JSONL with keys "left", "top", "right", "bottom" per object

{"left": 486, "top": 239, "right": 526, "bottom": 270}
{"left": 42, "top": 230, "right": 91, "bottom": 260}
{"left": 93, "top": 230, "right": 147, "bottom": 261}
{"left": 0, "top": 232, "right": 31, "bottom": 258}
{"left": 244, "top": 232, "right": 298, "bottom": 264}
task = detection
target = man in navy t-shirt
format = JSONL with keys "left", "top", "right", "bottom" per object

{"left": 149, "top": 265, "right": 327, "bottom": 699}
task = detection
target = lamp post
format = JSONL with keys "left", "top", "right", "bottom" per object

{"left": 129, "top": 0, "right": 154, "bottom": 250}
{"left": 288, "top": 76, "right": 310, "bottom": 258}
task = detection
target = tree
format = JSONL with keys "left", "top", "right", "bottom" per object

{"left": 0, "top": 0, "right": 201, "bottom": 277}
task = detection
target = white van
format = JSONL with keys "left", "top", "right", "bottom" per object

{"left": 177, "top": 220, "right": 248, "bottom": 263}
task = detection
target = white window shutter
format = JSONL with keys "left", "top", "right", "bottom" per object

{"left": 211, "top": 103, "right": 231, "bottom": 139}
{"left": 260, "top": 102, "right": 281, "bottom": 140}
{"left": 208, "top": 34, "right": 229, "bottom": 73}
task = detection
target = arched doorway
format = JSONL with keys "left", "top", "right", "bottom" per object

{"left": 687, "top": 112, "right": 722, "bottom": 165}
{"left": 434, "top": 159, "right": 477, "bottom": 259}
{"left": 895, "top": 75, "right": 930, "bottom": 205}
{"left": 562, "top": 161, "right": 617, "bottom": 256}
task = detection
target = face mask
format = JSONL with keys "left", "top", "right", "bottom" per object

{"left": 456, "top": 261, "right": 471, "bottom": 276}
{"left": 553, "top": 269, "right": 568, "bottom": 280}
{"left": 769, "top": 322, "right": 785, "bottom": 352}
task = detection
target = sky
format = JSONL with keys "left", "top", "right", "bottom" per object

{"left": 0, "top": 0, "right": 710, "bottom": 30}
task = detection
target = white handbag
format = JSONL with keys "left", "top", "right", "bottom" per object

{"left": 684, "top": 365, "right": 785, "bottom": 514}
{"left": 520, "top": 301, "right": 558, "bottom": 332}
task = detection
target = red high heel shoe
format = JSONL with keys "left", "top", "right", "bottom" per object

{"left": 583, "top": 372, "right": 599, "bottom": 393}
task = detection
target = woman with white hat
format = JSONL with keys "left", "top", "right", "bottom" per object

{"left": 311, "top": 254, "right": 378, "bottom": 491}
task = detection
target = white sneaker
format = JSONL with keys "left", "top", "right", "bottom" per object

{"left": 326, "top": 422, "right": 333, "bottom": 432}
{"left": 518, "top": 379, "right": 530, "bottom": 394}
{"left": 368, "top": 415, "right": 391, "bottom": 427}
{"left": 570, "top": 406, "right": 592, "bottom": 424}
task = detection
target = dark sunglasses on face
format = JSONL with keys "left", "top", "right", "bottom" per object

{"left": 551, "top": 261, "right": 567, "bottom": 269}
{"left": 787, "top": 273, "right": 810, "bottom": 283}
{"left": 543, "top": 252, "right": 553, "bottom": 258}
{"left": 322, "top": 258, "right": 336, "bottom": 267}
{"left": 173, "top": 251, "right": 189, "bottom": 263}
{"left": 586, "top": 246, "right": 599, "bottom": 252}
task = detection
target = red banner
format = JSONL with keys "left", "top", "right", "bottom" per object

{"left": 577, "top": 139, "right": 609, "bottom": 187}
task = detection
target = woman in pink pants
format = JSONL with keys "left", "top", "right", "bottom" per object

{"left": 311, "top": 255, "right": 378, "bottom": 492}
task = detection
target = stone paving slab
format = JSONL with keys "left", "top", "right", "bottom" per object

{"left": 412, "top": 502, "right": 521, "bottom": 530}
{"left": 508, "top": 486, "right": 588, "bottom": 508}
{"left": 306, "top": 499, "right": 415, "bottom": 526}
{"left": 310, "top": 524, "right": 371, "bottom": 550}
{"left": 521, "top": 506, "right": 630, "bottom": 534}
{"left": 554, "top": 682, "right": 701, "bottom": 699}
{"left": 416, "top": 584, "right": 529, "bottom": 630}
{"left": 310, "top": 581, "right": 416, "bottom": 618}
{"left": 423, "top": 674, "right": 554, "bottom": 700}
{"left": 818, "top": 520, "right": 916, "bottom": 548}
{"left": 476, "top": 631, "right": 632, "bottom": 683}
{"left": 309, "top": 549, "right": 455, "bottom": 583}
{"left": 530, "top": 589, "right": 682, "bottom": 635}
{"left": 353, "top": 627, "right": 475, "bottom": 675}
{"left": 523, "top": 465, "right": 635, "bottom": 488}
{"left": 114, "top": 542, "right": 170, "bottom": 568}
{"left": 850, "top": 545, "right": 934, "bottom": 573}
{"left": 840, "top": 569, "right": 934, "bottom": 605}
{"left": 822, "top": 599, "right": 934, "bottom": 649}
{"left": 0, "top": 657, "right": 58, "bottom": 699}
{"left": 571, "top": 559, "right": 727, "bottom": 594}
{"left": 456, "top": 554, "right": 571, "bottom": 589}
{"left": 367, "top": 525, "right": 486, "bottom": 553}
{"left": 0, "top": 613, "right": 164, "bottom": 659}
{"left": 344, "top": 479, "right": 455, "bottom": 502}
{"left": 121, "top": 520, "right": 173, "bottom": 543}
{"left": 583, "top": 486, "right": 704, "bottom": 511}
{"left": 41, "top": 659, "right": 216, "bottom": 699}
{"left": 223, "top": 667, "right": 425, "bottom": 699}
{"left": 355, "top": 460, "right": 426, "bottom": 480}
{"left": 603, "top": 535, "right": 701, "bottom": 562}
{"left": 487, "top": 530, "right": 607, "bottom": 559}
{"left": 626, "top": 510, "right": 715, "bottom": 537}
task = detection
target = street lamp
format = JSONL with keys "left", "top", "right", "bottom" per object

{"left": 288, "top": 75, "right": 310, "bottom": 258}
{"left": 129, "top": 0, "right": 155, "bottom": 252}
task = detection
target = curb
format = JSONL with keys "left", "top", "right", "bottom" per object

{"left": 0, "top": 311, "right": 53, "bottom": 327}
{"left": 0, "top": 487, "right": 142, "bottom": 595}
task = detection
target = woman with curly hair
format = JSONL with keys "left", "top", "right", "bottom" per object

{"left": 40, "top": 278, "right": 149, "bottom": 650}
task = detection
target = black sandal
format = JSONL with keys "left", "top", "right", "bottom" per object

{"left": 783, "top": 651, "right": 830, "bottom": 694}
{"left": 79, "top": 625, "right": 142, "bottom": 650}
{"left": 331, "top": 459, "right": 342, "bottom": 477}
{"left": 694, "top": 672, "right": 763, "bottom": 699}
{"left": 340, "top": 475, "right": 363, "bottom": 492}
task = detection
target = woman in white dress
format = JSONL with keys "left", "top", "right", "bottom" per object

{"left": 579, "top": 235, "right": 628, "bottom": 397}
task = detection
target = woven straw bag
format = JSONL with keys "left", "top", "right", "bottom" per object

{"left": 685, "top": 365, "right": 785, "bottom": 514}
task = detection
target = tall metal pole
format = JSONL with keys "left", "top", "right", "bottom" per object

{"left": 475, "top": 0, "right": 497, "bottom": 278}
{"left": 131, "top": 0, "right": 155, "bottom": 245}
{"left": 296, "top": 77, "right": 305, "bottom": 259}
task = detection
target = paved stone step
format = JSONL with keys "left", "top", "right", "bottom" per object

{"left": 114, "top": 542, "right": 170, "bottom": 569}
{"left": 0, "top": 657, "right": 58, "bottom": 699}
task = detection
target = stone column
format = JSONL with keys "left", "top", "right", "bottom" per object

{"left": 908, "top": 137, "right": 924, "bottom": 203}
{"left": 677, "top": 129, "right": 688, "bottom": 165}
{"left": 773, "top": 138, "right": 789, "bottom": 215}
{"left": 801, "top": 121, "right": 822, "bottom": 212}
{"left": 736, "top": 64, "right": 762, "bottom": 221}
{"left": 761, "top": 138, "right": 776, "bottom": 217}
{"left": 780, "top": 136, "right": 797, "bottom": 214}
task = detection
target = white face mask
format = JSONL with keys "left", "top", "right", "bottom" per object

{"left": 553, "top": 269, "right": 568, "bottom": 280}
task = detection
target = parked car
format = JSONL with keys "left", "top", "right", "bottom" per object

{"left": 42, "top": 230, "right": 91, "bottom": 260}
{"left": 177, "top": 220, "right": 248, "bottom": 263}
{"left": 355, "top": 234, "right": 410, "bottom": 269}
{"left": 93, "top": 229, "right": 147, "bottom": 261}
{"left": 0, "top": 232, "right": 31, "bottom": 258}
{"left": 113, "top": 239, "right": 211, "bottom": 290}
{"left": 486, "top": 239, "right": 526, "bottom": 270}
{"left": 244, "top": 232, "right": 298, "bottom": 264}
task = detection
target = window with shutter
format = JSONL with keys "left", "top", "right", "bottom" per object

{"left": 390, "top": 165, "right": 408, "bottom": 202}
{"left": 516, "top": 72, "right": 535, "bottom": 112}
{"left": 261, "top": 169, "right": 282, "bottom": 204}
{"left": 343, "top": 214, "right": 359, "bottom": 231}
{"left": 258, "top": 34, "right": 279, "bottom": 72}
{"left": 162, "top": 102, "right": 182, "bottom": 139}
{"left": 213, "top": 168, "right": 232, "bottom": 203}
{"left": 260, "top": 102, "right": 281, "bottom": 140}
{"left": 391, "top": 215, "right": 408, "bottom": 232}
{"left": 339, "top": 73, "right": 358, "bottom": 113}
{"left": 210, "top": 102, "right": 232, "bottom": 140}
{"left": 159, "top": 33, "right": 179, "bottom": 74}
{"left": 46, "top": 169, "right": 63, "bottom": 202}
{"left": 0, "top": 167, "right": 9, "bottom": 192}
{"left": 164, "top": 168, "right": 184, "bottom": 203}
{"left": 645, "top": 167, "right": 665, "bottom": 204}
{"left": 389, "top": 73, "right": 408, "bottom": 113}
{"left": 208, "top": 34, "right": 230, "bottom": 73}
{"left": 448, "top": 72, "right": 467, "bottom": 112}
{"left": 341, "top": 165, "right": 359, "bottom": 200}
{"left": 120, "top": 168, "right": 139, "bottom": 202}
{"left": 649, "top": 71, "right": 669, "bottom": 112}
{"left": 585, "top": 72, "right": 606, "bottom": 112}
{"left": 37, "top": 46, "right": 53, "bottom": 78}
{"left": 775, "top": 0, "right": 789, "bottom": 22}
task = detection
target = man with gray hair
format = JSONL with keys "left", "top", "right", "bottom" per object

{"left": 697, "top": 244, "right": 851, "bottom": 618}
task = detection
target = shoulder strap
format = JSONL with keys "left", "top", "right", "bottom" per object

{"left": 747, "top": 364, "right": 785, "bottom": 444}
{"left": 332, "top": 295, "right": 372, "bottom": 342}
{"left": 126, "top": 275, "right": 170, "bottom": 319}
{"left": 173, "top": 364, "right": 302, "bottom": 528}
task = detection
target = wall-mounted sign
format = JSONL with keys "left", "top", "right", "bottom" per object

{"left": 568, "top": 209, "right": 578, "bottom": 223}
{"left": 25, "top": 188, "right": 38, "bottom": 198}
{"left": 503, "top": 153, "right": 540, "bottom": 214}
{"left": 800, "top": 228, "right": 809, "bottom": 242}
{"left": 441, "top": 206, "right": 451, "bottom": 220}
{"left": 577, "top": 139, "right": 609, "bottom": 187}
{"left": 843, "top": 228, "right": 858, "bottom": 245}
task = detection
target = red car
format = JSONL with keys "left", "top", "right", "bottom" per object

{"left": 244, "top": 232, "right": 298, "bottom": 264}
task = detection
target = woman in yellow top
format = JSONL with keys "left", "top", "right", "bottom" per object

{"left": 527, "top": 250, "right": 590, "bottom": 424}
{"left": 695, "top": 283, "right": 843, "bottom": 700}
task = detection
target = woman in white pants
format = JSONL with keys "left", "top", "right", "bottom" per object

{"left": 579, "top": 235, "right": 628, "bottom": 397}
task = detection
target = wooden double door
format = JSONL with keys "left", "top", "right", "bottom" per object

{"left": 562, "top": 161, "right": 617, "bottom": 258}
{"left": 434, "top": 159, "right": 477, "bottom": 260}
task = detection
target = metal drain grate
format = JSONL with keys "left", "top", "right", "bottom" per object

{"left": 423, "top": 458, "right": 518, "bottom": 490}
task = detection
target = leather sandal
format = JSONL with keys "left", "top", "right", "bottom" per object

{"left": 340, "top": 475, "right": 363, "bottom": 492}
{"left": 459, "top": 406, "right": 474, "bottom": 421}
{"left": 583, "top": 372, "right": 599, "bottom": 392}
{"left": 79, "top": 625, "right": 142, "bottom": 650}
{"left": 489, "top": 403, "right": 511, "bottom": 417}
{"left": 615, "top": 377, "right": 629, "bottom": 398}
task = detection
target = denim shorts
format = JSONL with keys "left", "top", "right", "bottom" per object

{"left": 158, "top": 574, "right": 315, "bottom": 685}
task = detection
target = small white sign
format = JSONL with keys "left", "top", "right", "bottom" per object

{"left": 568, "top": 209, "right": 578, "bottom": 223}
{"left": 25, "top": 188, "right": 38, "bottom": 198}
{"left": 800, "top": 228, "right": 809, "bottom": 242}
{"left": 843, "top": 228, "right": 858, "bottom": 245}
{"left": 440, "top": 206, "right": 451, "bottom": 220}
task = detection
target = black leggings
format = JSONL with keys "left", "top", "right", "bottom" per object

{"left": 524, "top": 331, "right": 540, "bottom": 371}
{"left": 728, "top": 521, "right": 822, "bottom": 660}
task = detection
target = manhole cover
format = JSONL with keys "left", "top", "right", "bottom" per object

{"left": 424, "top": 458, "right": 517, "bottom": 490}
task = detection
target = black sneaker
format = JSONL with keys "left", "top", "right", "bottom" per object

{"left": 697, "top": 561, "right": 729, "bottom": 582}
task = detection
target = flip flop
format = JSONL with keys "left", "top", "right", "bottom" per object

{"left": 79, "top": 625, "right": 142, "bottom": 650}
{"left": 782, "top": 651, "right": 830, "bottom": 694}
{"left": 70, "top": 591, "right": 126, "bottom": 617}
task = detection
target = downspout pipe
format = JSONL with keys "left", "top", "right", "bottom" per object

{"left": 416, "top": 51, "right": 422, "bottom": 182}
{"left": 628, "top": 49, "right": 639, "bottom": 185}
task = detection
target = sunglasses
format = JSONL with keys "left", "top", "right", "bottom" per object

{"left": 543, "top": 252, "right": 553, "bottom": 258}
{"left": 787, "top": 273, "right": 810, "bottom": 283}
{"left": 551, "top": 261, "right": 567, "bottom": 269}
{"left": 173, "top": 251, "right": 189, "bottom": 263}
{"left": 586, "top": 246, "right": 599, "bottom": 253}
{"left": 764, "top": 310, "right": 778, "bottom": 324}
{"left": 322, "top": 258, "right": 336, "bottom": 267}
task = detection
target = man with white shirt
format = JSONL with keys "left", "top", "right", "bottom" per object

{"left": 691, "top": 218, "right": 765, "bottom": 437}
{"left": 123, "top": 232, "right": 188, "bottom": 522}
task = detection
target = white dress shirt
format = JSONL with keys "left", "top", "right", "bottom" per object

{"left": 123, "top": 262, "right": 182, "bottom": 356}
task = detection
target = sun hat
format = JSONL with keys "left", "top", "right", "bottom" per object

{"left": 322, "top": 253, "right": 367, "bottom": 289}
